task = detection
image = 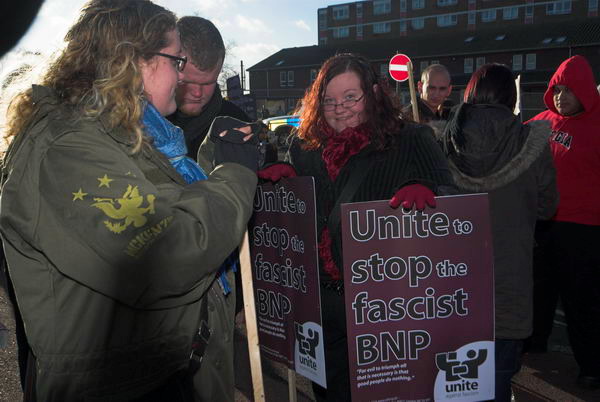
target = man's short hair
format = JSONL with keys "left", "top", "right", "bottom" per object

{"left": 177, "top": 16, "right": 225, "bottom": 71}
{"left": 421, "top": 64, "right": 451, "bottom": 83}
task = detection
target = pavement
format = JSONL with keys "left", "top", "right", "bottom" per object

{"left": 2, "top": 283, "right": 600, "bottom": 401}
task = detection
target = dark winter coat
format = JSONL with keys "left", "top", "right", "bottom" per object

{"left": 168, "top": 91, "right": 250, "bottom": 161}
{"left": 402, "top": 97, "right": 451, "bottom": 123}
{"left": 439, "top": 103, "right": 559, "bottom": 339}
{"left": 0, "top": 85, "right": 256, "bottom": 401}
{"left": 288, "top": 123, "right": 456, "bottom": 282}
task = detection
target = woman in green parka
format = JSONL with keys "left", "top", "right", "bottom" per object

{"left": 0, "top": 0, "right": 260, "bottom": 400}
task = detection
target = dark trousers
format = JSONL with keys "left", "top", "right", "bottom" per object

{"left": 531, "top": 221, "right": 600, "bottom": 376}
{"left": 494, "top": 339, "right": 523, "bottom": 402}
{"left": 312, "top": 285, "right": 351, "bottom": 402}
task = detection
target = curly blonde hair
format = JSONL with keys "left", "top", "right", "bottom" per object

{"left": 4, "top": 0, "right": 176, "bottom": 153}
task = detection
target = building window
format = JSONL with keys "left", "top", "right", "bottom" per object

{"left": 318, "top": 9, "right": 327, "bottom": 31}
{"left": 412, "top": 18, "right": 425, "bottom": 29}
{"left": 464, "top": 58, "right": 473, "bottom": 74}
{"left": 503, "top": 6, "right": 519, "bottom": 20}
{"left": 437, "top": 13, "right": 457, "bottom": 27}
{"left": 287, "top": 71, "right": 294, "bottom": 87}
{"left": 431, "top": 60, "right": 440, "bottom": 65}
{"left": 319, "top": 37, "right": 327, "bottom": 45}
{"left": 280, "top": 71, "right": 287, "bottom": 87}
{"left": 591, "top": 0, "right": 599, "bottom": 12}
{"left": 310, "top": 69, "right": 317, "bottom": 83}
{"left": 513, "top": 54, "right": 523, "bottom": 71}
{"left": 547, "top": 1, "right": 572, "bottom": 15}
{"left": 413, "top": 0, "right": 425, "bottom": 10}
{"left": 481, "top": 9, "right": 497, "bottom": 22}
{"left": 468, "top": 11, "right": 476, "bottom": 24}
{"left": 400, "top": 21, "right": 407, "bottom": 32}
{"left": 373, "top": 22, "right": 391, "bottom": 34}
{"left": 357, "top": 3, "right": 363, "bottom": 18}
{"left": 526, "top": 53, "right": 536, "bottom": 70}
{"left": 420, "top": 60, "right": 429, "bottom": 71}
{"left": 438, "top": 0, "right": 457, "bottom": 6}
{"left": 374, "top": 0, "right": 391, "bottom": 15}
{"left": 526, "top": 5, "right": 534, "bottom": 17}
{"left": 357, "top": 24, "right": 363, "bottom": 38}
{"left": 400, "top": 0, "right": 407, "bottom": 12}
{"left": 333, "top": 27, "right": 349, "bottom": 38}
{"left": 476, "top": 56, "right": 485, "bottom": 69}
{"left": 332, "top": 5, "right": 349, "bottom": 20}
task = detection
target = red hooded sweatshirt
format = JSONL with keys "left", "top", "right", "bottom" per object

{"left": 527, "top": 55, "right": 600, "bottom": 225}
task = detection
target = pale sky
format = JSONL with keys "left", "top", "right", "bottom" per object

{"left": 0, "top": 0, "right": 351, "bottom": 89}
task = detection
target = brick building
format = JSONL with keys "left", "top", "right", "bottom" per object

{"left": 248, "top": 0, "right": 600, "bottom": 120}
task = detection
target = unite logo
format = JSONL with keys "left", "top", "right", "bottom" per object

{"left": 436, "top": 349, "right": 487, "bottom": 392}
{"left": 295, "top": 322, "right": 319, "bottom": 364}
{"left": 294, "top": 321, "right": 327, "bottom": 387}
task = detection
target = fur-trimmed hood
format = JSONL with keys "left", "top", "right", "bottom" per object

{"left": 438, "top": 103, "right": 551, "bottom": 192}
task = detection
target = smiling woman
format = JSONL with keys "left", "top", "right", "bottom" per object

{"left": 283, "top": 53, "right": 456, "bottom": 401}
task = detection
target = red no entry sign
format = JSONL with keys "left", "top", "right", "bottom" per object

{"left": 389, "top": 53, "right": 412, "bottom": 82}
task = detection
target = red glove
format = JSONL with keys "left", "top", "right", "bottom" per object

{"left": 257, "top": 163, "right": 297, "bottom": 182}
{"left": 389, "top": 184, "right": 436, "bottom": 210}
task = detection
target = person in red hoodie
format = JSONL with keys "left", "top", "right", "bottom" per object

{"left": 527, "top": 55, "right": 600, "bottom": 389}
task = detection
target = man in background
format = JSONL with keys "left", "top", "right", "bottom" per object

{"left": 168, "top": 16, "right": 249, "bottom": 160}
{"left": 402, "top": 63, "right": 453, "bottom": 123}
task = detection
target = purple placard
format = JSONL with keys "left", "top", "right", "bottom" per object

{"left": 249, "top": 176, "right": 326, "bottom": 387}
{"left": 341, "top": 194, "right": 495, "bottom": 401}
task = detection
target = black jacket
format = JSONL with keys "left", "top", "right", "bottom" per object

{"left": 439, "top": 103, "right": 559, "bottom": 339}
{"left": 402, "top": 98, "right": 452, "bottom": 123}
{"left": 288, "top": 123, "right": 456, "bottom": 282}
{"left": 169, "top": 95, "right": 249, "bottom": 160}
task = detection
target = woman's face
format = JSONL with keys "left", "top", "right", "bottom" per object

{"left": 322, "top": 71, "right": 367, "bottom": 133}
{"left": 140, "top": 29, "right": 183, "bottom": 116}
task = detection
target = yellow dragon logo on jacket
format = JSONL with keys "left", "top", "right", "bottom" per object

{"left": 91, "top": 185, "right": 156, "bottom": 234}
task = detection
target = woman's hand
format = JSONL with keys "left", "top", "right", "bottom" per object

{"left": 208, "top": 117, "right": 261, "bottom": 172}
{"left": 389, "top": 184, "right": 436, "bottom": 210}
{"left": 257, "top": 162, "right": 297, "bottom": 182}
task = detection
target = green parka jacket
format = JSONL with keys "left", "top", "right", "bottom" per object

{"left": 0, "top": 85, "right": 257, "bottom": 401}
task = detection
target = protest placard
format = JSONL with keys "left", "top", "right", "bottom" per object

{"left": 248, "top": 176, "right": 326, "bottom": 387}
{"left": 341, "top": 194, "right": 494, "bottom": 401}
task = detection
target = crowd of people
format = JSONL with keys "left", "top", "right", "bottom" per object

{"left": 0, "top": 0, "right": 598, "bottom": 401}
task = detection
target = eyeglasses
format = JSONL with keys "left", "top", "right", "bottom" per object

{"left": 150, "top": 52, "right": 187, "bottom": 72}
{"left": 322, "top": 94, "right": 364, "bottom": 111}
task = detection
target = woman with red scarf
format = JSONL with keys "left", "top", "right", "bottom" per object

{"left": 261, "top": 53, "right": 455, "bottom": 400}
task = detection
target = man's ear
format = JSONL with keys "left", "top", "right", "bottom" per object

{"left": 447, "top": 85, "right": 453, "bottom": 96}
{"left": 417, "top": 81, "right": 423, "bottom": 95}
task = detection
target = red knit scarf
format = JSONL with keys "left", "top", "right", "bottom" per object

{"left": 319, "top": 123, "right": 371, "bottom": 280}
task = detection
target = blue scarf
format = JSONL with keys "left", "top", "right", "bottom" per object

{"left": 143, "top": 102, "right": 236, "bottom": 295}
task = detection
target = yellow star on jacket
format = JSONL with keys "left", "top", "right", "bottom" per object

{"left": 72, "top": 188, "right": 88, "bottom": 201}
{"left": 98, "top": 174, "right": 113, "bottom": 188}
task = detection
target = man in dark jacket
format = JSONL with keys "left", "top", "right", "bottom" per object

{"left": 402, "top": 64, "right": 453, "bottom": 123}
{"left": 168, "top": 16, "right": 249, "bottom": 160}
{"left": 527, "top": 55, "right": 600, "bottom": 390}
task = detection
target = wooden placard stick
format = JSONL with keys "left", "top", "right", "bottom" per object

{"left": 288, "top": 369, "right": 297, "bottom": 402}
{"left": 240, "top": 230, "right": 265, "bottom": 402}
{"left": 408, "top": 61, "right": 420, "bottom": 123}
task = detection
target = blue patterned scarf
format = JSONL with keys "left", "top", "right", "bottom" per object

{"left": 143, "top": 102, "right": 236, "bottom": 295}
